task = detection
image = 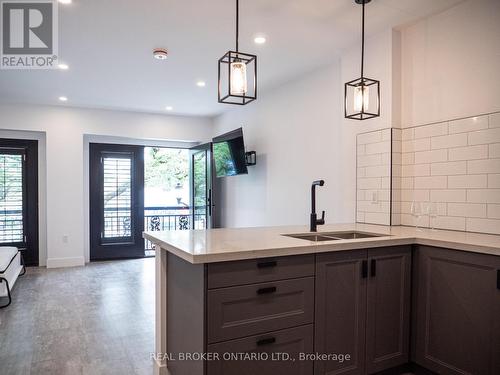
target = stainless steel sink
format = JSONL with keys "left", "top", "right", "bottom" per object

{"left": 284, "top": 231, "right": 388, "bottom": 242}
{"left": 285, "top": 234, "right": 341, "bottom": 242}
{"left": 324, "top": 231, "right": 386, "bottom": 239}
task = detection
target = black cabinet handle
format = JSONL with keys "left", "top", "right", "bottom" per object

{"left": 257, "top": 286, "right": 277, "bottom": 295}
{"left": 362, "top": 260, "right": 368, "bottom": 279}
{"left": 371, "top": 259, "right": 376, "bottom": 277}
{"left": 497, "top": 270, "right": 500, "bottom": 290}
{"left": 257, "top": 337, "right": 276, "bottom": 346}
{"left": 257, "top": 260, "right": 277, "bottom": 269}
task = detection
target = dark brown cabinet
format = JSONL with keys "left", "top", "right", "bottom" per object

{"left": 315, "top": 246, "right": 411, "bottom": 375}
{"left": 315, "top": 249, "right": 367, "bottom": 375}
{"left": 207, "top": 277, "right": 314, "bottom": 342}
{"left": 207, "top": 325, "right": 314, "bottom": 375}
{"left": 414, "top": 246, "right": 500, "bottom": 375}
{"left": 164, "top": 243, "right": 500, "bottom": 375}
{"left": 366, "top": 247, "right": 411, "bottom": 373}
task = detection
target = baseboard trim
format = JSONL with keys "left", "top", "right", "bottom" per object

{"left": 154, "top": 359, "right": 169, "bottom": 375}
{"left": 46, "top": 256, "right": 85, "bottom": 268}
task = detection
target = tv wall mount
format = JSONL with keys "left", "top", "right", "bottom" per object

{"left": 245, "top": 151, "right": 256, "bottom": 166}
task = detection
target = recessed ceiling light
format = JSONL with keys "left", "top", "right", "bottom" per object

{"left": 59, "top": 96, "right": 68, "bottom": 102}
{"left": 196, "top": 81, "right": 206, "bottom": 87}
{"left": 254, "top": 36, "right": 266, "bottom": 44}
{"left": 58, "top": 63, "right": 69, "bottom": 70}
{"left": 165, "top": 106, "right": 173, "bottom": 111}
{"left": 59, "top": 0, "right": 72, "bottom": 4}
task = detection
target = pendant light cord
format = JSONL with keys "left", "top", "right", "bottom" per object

{"left": 361, "top": 1, "right": 365, "bottom": 79}
{"left": 236, "top": 0, "right": 239, "bottom": 52}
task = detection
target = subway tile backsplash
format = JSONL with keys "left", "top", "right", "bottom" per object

{"left": 399, "top": 112, "right": 500, "bottom": 235}
{"left": 356, "top": 112, "right": 500, "bottom": 235}
{"left": 356, "top": 129, "right": 392, "bottom": 226}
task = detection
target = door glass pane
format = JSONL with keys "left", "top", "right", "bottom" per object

{"left": 193, "top": 151, "right": 207, "bottom": 229}
{"left": 143, "top": 147, "right": 190, "bottom": 253}
{"left": 0, "top": 153, "right": 23, "bottom": 243}
{"left": 103, "top": 156, "right": 132, "bottom": 239}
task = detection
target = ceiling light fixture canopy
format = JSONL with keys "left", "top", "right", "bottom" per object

{"left": 218, "top": 0, "right": 257, "bottom": 105}
{"left": 345, "top": 0, "right": 380, "bottom": 120}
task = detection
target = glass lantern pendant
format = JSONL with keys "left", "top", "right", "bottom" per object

{"left": 230, "top": 61, "right": 248, "bottom": 95}
{"left": 345, "top": 0, "right": 380, "bottom": 120}
{"left": 218, "top": 0, "right": 257, "bottom": 105}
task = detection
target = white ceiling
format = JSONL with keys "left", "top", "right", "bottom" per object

{"left": 0, "top": 0, "right": 464, "bottom": 117}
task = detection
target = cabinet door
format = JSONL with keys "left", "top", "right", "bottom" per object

{"left": 414, "top": 246, "right": 500, "bottom": 375}
{"left": 315, "top": 250, "right": 367, "bottom": 375}
{"left": 365, "top": 246, "right": 411, "bottom": 374}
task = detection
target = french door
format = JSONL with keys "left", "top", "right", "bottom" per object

{"left": 0, "top": 139, "right": 38, "bottom": 266}
{"left": 89, "top": 144, "right": 144, "bottom": 260}
{"left": 190, "top": 143, "right": 218, "bottom": 229}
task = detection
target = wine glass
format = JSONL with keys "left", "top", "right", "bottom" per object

{"left": 410, "top": 201, "right": 422, "bottom": 230}
{"left": 426, "top": 202, "right": 438, "bottom": 230}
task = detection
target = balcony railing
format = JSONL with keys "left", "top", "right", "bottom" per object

{"left": 1, "top": 207, "right": 203, "bottom": 252}
{"left": 144, "top": 206, "right": 205, "bottom": 250}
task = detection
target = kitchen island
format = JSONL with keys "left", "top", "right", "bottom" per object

{"left": 144, "top": 223, "right": 500, "bottom": 375}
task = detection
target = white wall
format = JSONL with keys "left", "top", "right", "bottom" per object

{"left": 401, "top": 0, "right": 500, "bottom": 127}
{"left": 0, "top": 103, "right": 213, "bottom": 267}
{"left": 213, "top": 29, "right": 397, "bottom": 228}
{"left": 213, "top": 63, "right": 342, "bottom": 227}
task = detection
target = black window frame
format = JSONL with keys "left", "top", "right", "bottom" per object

{"left": 0, "top": 139, "right": 39, "bottom": 266}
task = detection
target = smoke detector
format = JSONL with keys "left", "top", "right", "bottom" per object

{"left": 153, "top": 48, "right": 168, "bottom": 60}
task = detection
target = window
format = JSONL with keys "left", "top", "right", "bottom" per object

{"left": 102, "top": 156, "right": 132, "bottom": 239}
{"left": 0, "top": 151, "right": 24, "bottom": 243}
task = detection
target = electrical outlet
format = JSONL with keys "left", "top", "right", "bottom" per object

{"left": 62, "top": 235, "right": 69, "bottom": 244}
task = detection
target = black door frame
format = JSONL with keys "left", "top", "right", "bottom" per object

{"left": 0, "top": 139, "right": 39, "bottom": 266}
{"left": 89, "top": 143, "right": 145, "bottom": 261}
{"left": 190, "top": 142, "right": 220, "bottom": 229}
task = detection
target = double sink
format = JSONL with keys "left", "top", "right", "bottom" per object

{"left": 283, "top": 231, "right": 388, "bottom": 242}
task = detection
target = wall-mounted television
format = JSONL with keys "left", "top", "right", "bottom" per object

{"left": 212, "top": 128, "right": 248, "bottom": 178}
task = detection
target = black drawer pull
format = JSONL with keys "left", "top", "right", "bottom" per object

{"left": 371, "top": 259, "right": 376, "bottom": 277}
{"left": 361, "top": 260, "right": 368, "bottom": 279}
{"left": 497, "top": 270, "right": 500, "bottom": 290}
{"left": 257, "top": 286, "right": 277, "bottom": 295}
{"left": 257, "top": 260, "right": 277, "bottom": 269}
{"left": 257, "top": 337, "right": 276, "bottom": 346}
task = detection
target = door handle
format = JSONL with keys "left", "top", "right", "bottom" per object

{"left": 497, "top": 270, "right": 500, "bottom": 290}
{"left": 207, "top": 188, "right": 212, "bottom": 216}
{"left": 361, "top": 260, "right": 368, "bottom": 279}
{"left": 370, "top": 259, "right": 376, "bottom": 277}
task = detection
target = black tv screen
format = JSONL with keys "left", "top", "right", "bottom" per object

{"left": 212, "top": 128, "right": 248, "bottom": 177}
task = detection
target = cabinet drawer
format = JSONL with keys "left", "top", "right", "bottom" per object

{"left": 207, "top": 254, "right": 314, "bottom": 289}
{"left": 207, "top": 324, "right": 314, "bottom": 375}
{"left": 207, "top": 277, "right": 314, "bottom": 343}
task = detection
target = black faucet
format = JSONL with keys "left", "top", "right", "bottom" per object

{"left": 310, "top": 180, "right": 325, "bottom": 232}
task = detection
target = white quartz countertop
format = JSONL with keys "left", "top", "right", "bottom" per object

{"left": 143, "top": 223, "right": 500, "bottom": 264}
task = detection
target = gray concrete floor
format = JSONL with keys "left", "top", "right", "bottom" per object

{"left": 0, "top": 258, "right": 155, "bottom": 375}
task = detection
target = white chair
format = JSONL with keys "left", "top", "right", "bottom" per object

{"left": 0, "top": 247, "right": 26, "bottom": 308}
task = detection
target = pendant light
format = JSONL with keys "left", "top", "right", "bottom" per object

{"left": 218, "top": 0, "right": 257, "bottom": 105}
{"left": 345, "top": 0, "right": 380, "bottom": 120}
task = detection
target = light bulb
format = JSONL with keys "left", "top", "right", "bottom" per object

{"left": 354, "top": 85, "right": 369, "bottom": 112}
{"left": 230, "top": 61, "right": 247, "bottom": 95}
